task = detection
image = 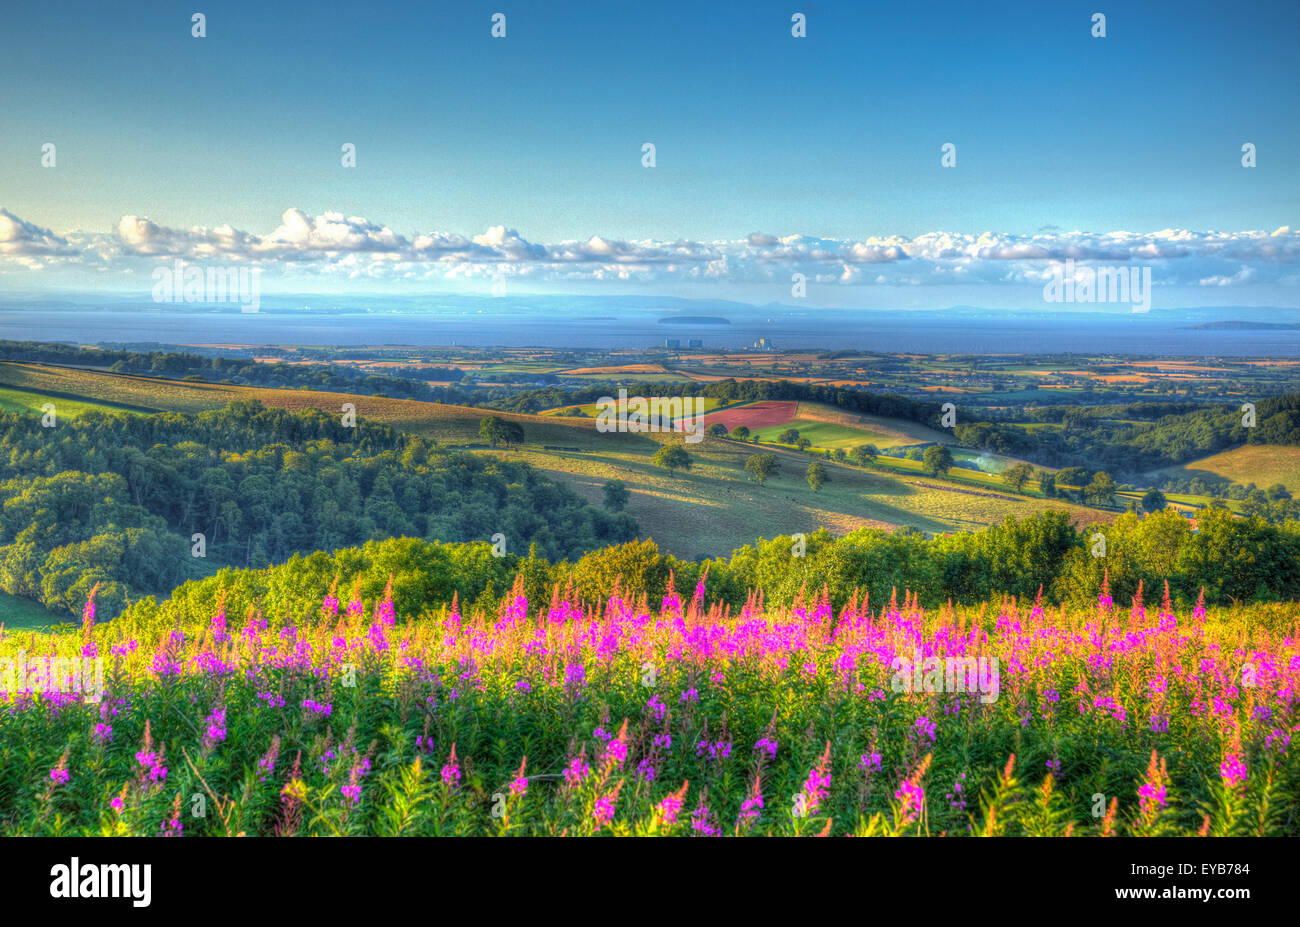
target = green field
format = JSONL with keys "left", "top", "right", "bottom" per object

{"left": 750, "top": 418, "right": 896, "bottom": 448}
{"left": 856, "top": 452, "right": 1042, "bottom": 489}
{"left": 0, "top": 361, "right": 245, "bottom": 413}
{"left": 0, "top": 591, "right": 72, "bottom": 631}
{"left": 0, "top": 385, "right": 148, "bottom": 418}
{"left": 949, "top": 449, "right": 1015, "bottom": 474}
{"left": 742, "top": 401, "right": 954, "bottom": 452}
{"left": 1156, "top": 444, "right": 1300, "bottom": 491}
{"left": 490, "top": 432, "right": 1104, "bottom": 559}
{"left": 563, "top": 372, "right": 693, "bottom": 383}
{"left": 471, "top": 363, "right": 565, "bottom": 374}
{"left": 1158, "top": 491, "right": 1244, "bottom": 513}
{"left": 1116, "top": 491, "right": 1199, "bottom": 516}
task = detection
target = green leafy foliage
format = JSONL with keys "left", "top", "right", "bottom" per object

{"left": 0, "top": 401, "right": 634, "bottom": 616}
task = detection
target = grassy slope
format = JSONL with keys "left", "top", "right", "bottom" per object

{"left": 0, "top": 362, "right": 245, "bottom": 413}
{"left": 743, "top": 401, "right": 952, "bottom": 450}
{"left": 1155, "top": 445, "right": 1300, "bottom": 491}
{"left": 0, "top": 591, "right": 73, "bottom": 632}
{"left": 489, "top": 433, "right": 1106, "bottom": 559}
{"left": 750, "top": 418, "right": 895, "bottom": 448}
{"left": 1115, "top": 491, "right": 1200, "bottom": 516}
{"left": 0, "top": 385, "right": 149, "bottom": 418}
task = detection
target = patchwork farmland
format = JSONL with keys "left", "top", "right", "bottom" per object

{"left": 0, "top": 360, "right": 1105, "bottom": 560}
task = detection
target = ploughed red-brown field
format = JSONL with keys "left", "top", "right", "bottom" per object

{"left": 699, "top": 401, "right": 798, "bottom": 430}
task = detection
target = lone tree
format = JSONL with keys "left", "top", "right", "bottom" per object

{"left": 653, "top": 443, "right": 692, "bottom": 473}
{"left": 1055, "top": 467, "right": 1089, "bottom": 489}
{"left": 479, "top": 416, "right": 525, "bottom": 447}
{"left": 805, "top": 461, "right": 828, "bottom": 492}
{"left": 922, "top": 444, "right": 953, "bottom": 477}
{"left": 778, "top": 428, "right": 800, "bottom": 445}
{"left": 852, "top": 444, "right": 878, "bottom": 465}
{"left": 729, "top": 425, "right": 751, "bottom": 441}
{"left": 745, "top": 453, "right": 779, "bottom": 486}
{"left": 707, "top": 423, "right": 729, "bottom": 437}
{"left": 1084, "top": 471, "right": 1118, "bottom": 507}
{"left": 1037, "top": 469, "right": 1056, "bottom": 498}
{"left": 602, "top": 479, "right": 630, "bottom": 512}
{"left": 1141, "top": 488, "right": 1167, "bottom": 513}
{"left": 1003, "top": 462, "right": 1034, "bottom": 493}
{"left": 796, "top": 437, "right": 812, "bottom": 452}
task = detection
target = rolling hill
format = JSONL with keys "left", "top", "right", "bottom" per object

{"left": 1154, "top": 444, "right": 1300, "bottom": 491}
{"left": 0, "top": 360, "right": 1107, "bottom": 559}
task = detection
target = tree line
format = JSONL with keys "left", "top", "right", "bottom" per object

{"left": 1, "top": 340, "right": 482, "bottom": 405}
{"left": 0, "top": 400, "right": 635, "bottom": 617}
{"left": 955, "top": 395, "right": 1300, "bottom": 477}
{"left": 115, "top": 507, "right": 1300, "bottom": 635}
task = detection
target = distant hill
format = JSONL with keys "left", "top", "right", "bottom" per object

{"left": 1182, "top": 320, "right": 1300, "bottom": 331}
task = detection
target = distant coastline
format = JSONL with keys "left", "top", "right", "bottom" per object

{"left": 1183, "top": 320, "right": 1300, "bottom": 331}
{"left": 657, "top": 316, "right": 731, "bottom": 325}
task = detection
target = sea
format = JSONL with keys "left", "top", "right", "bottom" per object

{"left": 1, "top": 307, "right": 1299, "bottom": 356}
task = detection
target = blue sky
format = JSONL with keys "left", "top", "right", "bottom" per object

{"left": 1, "top": 0, "right": 1297, "bottom": 306}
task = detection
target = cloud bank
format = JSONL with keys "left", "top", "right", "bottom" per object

{"left": 1, "top": 207, "right": 1296, "bottom": 290}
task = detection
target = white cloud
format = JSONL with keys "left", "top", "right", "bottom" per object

{"left": 1, "top": 206, "right": 1296, "bottom": 290}
{"left": 0, "top": 208, "right": 73, "bottom": 257}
